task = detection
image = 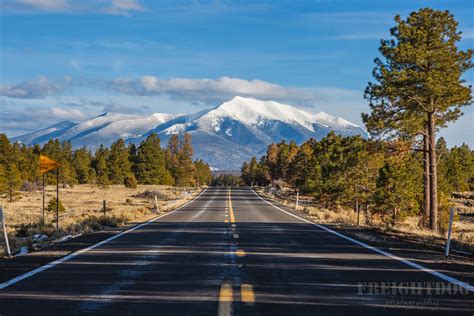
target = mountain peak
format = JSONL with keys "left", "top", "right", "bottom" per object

{"left": 12, "top": 96, "right": 367, "bottom": 170}
{"left": 207, "top": 96, "right": 316, "bottom": 131}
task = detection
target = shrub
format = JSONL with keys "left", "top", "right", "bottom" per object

{"left": 46, "top": 197, "right": 66, "bottom": 213}
{"left": 20, "top": 181, "right": 37, "bottom": 192}
{"left": 124, "top": 173, "right": 137, "bottom": 189}
{"left": 15, "top": 222, "right": 55, "bottom": 238}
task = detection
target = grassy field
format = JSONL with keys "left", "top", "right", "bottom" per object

{"left": 0, "top": 184, "right": 201, "bottom": 256}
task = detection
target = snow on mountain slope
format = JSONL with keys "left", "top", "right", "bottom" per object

{"left": 11, "top": 96, "right": 367, "bottom": 169}
{"left": 313, "top": 112, "right": 358, "bottom": 129}
{"left": 197, "top": 96, "right": 316, "bottom": 132}
{"left": 11, "top": 120, "right": 78, "bottom": 145}
{"left": 68, "top": 112, "right": 180, "bottom": 149}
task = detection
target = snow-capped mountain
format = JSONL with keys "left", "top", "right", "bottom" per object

{"left": 12, "top": 96, "right": 367, "bottom": 170}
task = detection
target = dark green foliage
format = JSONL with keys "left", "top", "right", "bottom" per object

{"left": 133, "top": 133, "right": 173, "bottom": 185}
{"left": 107, "top": 139, "right": 131, "bottom": 184}
{"left": 0, "top": 132, "right": 210, "bottom": 191}
{"left": 167, "top": 133, "right": 196, "bottom": 186}
{"left": 194, "top": 159, "right": 213, "bottom": 186}
{"left": 240, "top": 132, "right": 473, "bottom": 229}
{"left": 212, "top": 174, "right": 242, "bottom": 186}
{"left": 362, "top": 8, "right": 472, "bottom": 231}
{"left": 4, "top": 163, "right": 22, "bottom": 202}
{"left": 46, "top": 197, "right": 66, "bottom": 213}
{"left": 73, "top": 147, "right": 93, "bottom": 184}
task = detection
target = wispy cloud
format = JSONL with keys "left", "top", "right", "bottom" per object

{"left": 0, "top": 0, "right": 145, "bottom": 15}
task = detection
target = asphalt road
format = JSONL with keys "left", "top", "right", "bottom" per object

{"left": 0, "top": 187, "right": 473, "bottom": 315}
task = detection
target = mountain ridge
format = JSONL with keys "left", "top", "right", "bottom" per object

{"left": 11, "top": 96, "right": 367, "bottom": 170}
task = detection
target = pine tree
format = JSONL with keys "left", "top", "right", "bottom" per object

{"left": 166, "top": 134, "right": 180, "bottom": 182}
{"left": 175, "top": 133, "right": 195, "bottom": 186}
{"left": 5, "top": 163, "right": 22, "bottom": 202}
{"left": 194, "top": 159, "right": 212, "bottom": 186}
{"left": 135, "top": 133, "right": 173, "bottom": 184}
{"left": 73, "top": 147, "right": 93, "bottom": 184}
{"left": 363, "top": 8, "right": 472, "bottom": 231}
{"left": 94, "top": 145, "right": 110, "bottom": 188}
{"left": 107, "top": 139, "right": 131, "bottom": 184}
{"left": 46, "top": 197, "right": 65, "bottom": 213}
{"left": 0, "top": 164, "right": 7, "bottom": 196}
{"left": 0, "top": 134, "right": 12, "bottom": 166}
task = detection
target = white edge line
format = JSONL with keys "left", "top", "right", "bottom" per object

{"left": 0, "top": 188, "right": 208, "bottom": 290}
{"left": 250, "top": 188, "right": 474, "bottom": 293}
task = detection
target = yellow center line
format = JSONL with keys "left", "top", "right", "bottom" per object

{"left": 228, "top": 187, "right": 236, "bottom": 223}
{"left": 241, "top": 284, "right": 255, "bottom": 303}
{"left": 218, "top": 283, "right": 233, "bottom": 316}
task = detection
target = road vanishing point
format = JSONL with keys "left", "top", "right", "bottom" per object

{"left": 0, "top": 187, "right": 473, "bottom": 315}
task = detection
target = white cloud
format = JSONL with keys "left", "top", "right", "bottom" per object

{"left": 111, "top": 75, "right": 319, "bottom": 105}
{"left": 0, "top": 76, "right": 71, "bottom": 99}
{"left": 50, "top": 107, "right": 88, "bottom": 120}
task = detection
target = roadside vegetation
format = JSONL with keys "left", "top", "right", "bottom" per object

{"left": 242, "top": 8, "right": 473, "bottom": 254}
{"left": 1, "top": 184, "right": 199, "bottom": 256}
{"left": 0, "top": 132, "right": 210, "bottom": 256}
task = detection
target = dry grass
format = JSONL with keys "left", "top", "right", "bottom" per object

{"left": 258, "top": 188, "right": 474, "bottom": 254}
{"left": 0, "top": 184, "right": 201, "bottom": 255}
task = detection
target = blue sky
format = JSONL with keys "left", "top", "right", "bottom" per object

{"left": 0, "top": 0, "right": 472, "bottom": 146}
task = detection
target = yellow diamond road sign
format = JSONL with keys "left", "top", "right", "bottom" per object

{"left": 39, "top": 155, "right": 61, "bottom": 174}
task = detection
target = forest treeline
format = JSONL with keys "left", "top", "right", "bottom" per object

{"left": 0, "top": 132, "right": 213, "bottom": 201}
{"left": 241, "top": 133, "right": 474, "bottom": 231}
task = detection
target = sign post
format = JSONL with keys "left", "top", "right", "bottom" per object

{"left": 0, "top": 206, "right": 11, "bottom": 257}
{"left": 39, "top": 154, "right": 61, "bottom": 230}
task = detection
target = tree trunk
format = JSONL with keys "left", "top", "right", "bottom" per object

{"left": 428, "top": 112, "right": 438, "bottom": 231}
{"left": 423, "top": 130, "right": 430, "bottom": 227}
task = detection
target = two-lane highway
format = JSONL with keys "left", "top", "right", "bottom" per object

{"left": 0, "top": 187, "right": 473, "bottom": 315}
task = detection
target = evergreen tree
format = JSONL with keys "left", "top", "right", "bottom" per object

{"left": 135, "top": 133, "right": 173, "bottom": 185}
{"left": 94, "top": 145, "right": 110, "bottom": 188}
{"left": 165, "top": 134, "right": 180, "bottom": 181}
{"left": 175, "top": 133, "right": 196, "bottom": 186}
{"left": 0, "top": 134, "right": 12, "bottom": 166}
{"left": 0, "top": 164, "right": 7, "bottom": 196}
{"left": 73, "top": 147, "right": 93, "bottom": 184}
{"left": 5, "top": 163, "right": 22, "bottom": 202}
{"left": 194, "top": 159, "right": 213, "bottom": 186}
{"left": 363, "top": 9, "right": 472, "bottom": 230}
{"left": 107, "top": 139, "right": 131, "bottom": 184}
{"left": 46, "top": 197, "right": 65, "bottom": 213}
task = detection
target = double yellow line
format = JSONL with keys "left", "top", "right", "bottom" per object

{"left": 228, "top": 187, "right": 236, "bottom": 223}
{"left": 218, "top": 188, "right": 255, "bottom": 315}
